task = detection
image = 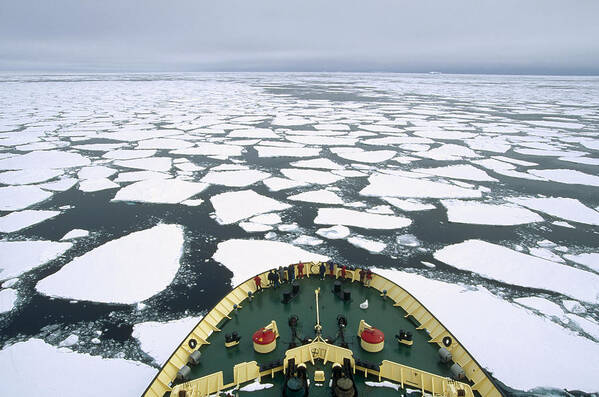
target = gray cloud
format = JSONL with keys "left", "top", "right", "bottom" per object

{"left": 1, "top": 0, "right": 598, "bottom": 74}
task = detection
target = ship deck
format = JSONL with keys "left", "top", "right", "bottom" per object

{"left": 193, "top": 275, "right": 453, "bottom": 384}
{"left": 143, "top": 264, "right": 502, "bottom": 397}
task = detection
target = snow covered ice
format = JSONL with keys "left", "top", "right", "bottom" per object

{"left": 0, "top": 240, "right": 72, "bottom": 280}
{"left": 132, "top": 316, "right": 203, "bottom": 364}
{"left": 0, "top": 339, "right": 156, "bottom": 397}
{"left": 210, "top": 190, "right": 291, "bottom": 225}
{"left": 434, "top": 240, "right": 599, "bottom": 304}
{"left": 212, "top": 239, "right": 328, "bottom": 286}
{"left": 36, "top": 224, "right": 184, "bottom": 304}
{"left": 113, "top": 178, "right": 208, "bottom": 204}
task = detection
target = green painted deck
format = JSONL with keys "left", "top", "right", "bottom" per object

{"left": 181, "top": 274, "right": 461, "bottom": 395}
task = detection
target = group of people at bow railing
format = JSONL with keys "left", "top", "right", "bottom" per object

{"left": 252, "top": 261, "right": 373, "bottom": 291}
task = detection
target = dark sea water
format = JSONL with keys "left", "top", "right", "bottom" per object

{"left": 0, "top": 73, "right": 597, "bottom": 395}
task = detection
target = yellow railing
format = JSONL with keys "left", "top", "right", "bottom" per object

{"left": 170, "top": 371, "right": 224, "bottom": 397}
{"left": 376, "top": 360, "right": 474, "bottom": 397}
{"left": 283, "top": 340, "right": 355, "bottom": 368}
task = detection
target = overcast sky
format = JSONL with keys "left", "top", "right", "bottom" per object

{"left": 1, "top": 0, "right": 598, "bottom": 74}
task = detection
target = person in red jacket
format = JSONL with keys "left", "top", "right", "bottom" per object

{"left": 341, "top": 265, "right": 347, "bottom": 279}
{"left": 297, "top": 261, "right": 304, "bottom": 278}
{"left": 253, "top": 275, "right": 262, "bottom": 291}
{"left": 365, "top": 269, "right": 373, "bottom": 286}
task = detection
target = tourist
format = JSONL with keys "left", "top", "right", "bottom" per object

{"left": 319, "top": 262, "right": 326, "bottom": 279}
{"left": 297, "top": 261, "right": 304, "bottom": 278}
{"left": 365, "top": 269, "right": 373, "bottom": 286}
{"left": 288, "top": 263, "right": 295, "bottom": 282}
{"left": 253, "top": 275, "right": 262, "bottom": 291}
{"left": 278, "top": 266, "right": 286, "bottom": 284}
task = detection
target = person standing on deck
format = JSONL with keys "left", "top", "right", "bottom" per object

{"left": 359, "top": 268, "right": 366, "bottom": 284}
{"left": 341, "top": 265, "right": 347, "bottom": 279}
{"left": 297, "top": 261, "right": 305, "bottom": 278}
{"left": 273, "top": 269, "right": 280, "bottom": 288}
{"left": 253, "top": 275, "right": 262, "bottom": 291}
{"left": 328, "top": 261, "right": 335, "bottom": 277}
{"left": 319, "top": 262, "right": 326, "bottom": 279}
{"left": 287, "top": 263, "right": 295, "bottom": 283}
{"left": 365, "top": 269, "right": 373, "bottom": 286}
{"left": 278, "top": 266, "right": 286, "bottom": 284}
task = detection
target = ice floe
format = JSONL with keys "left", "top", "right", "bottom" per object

{"left": 0, "top": 240, "right": 72, "bottom": 280}
{"left": 441, "top": 200, "right": 543, "bottom": 225}
{"left": 0, "top": 185, "right": 53, "bottom": 211}
{"left": 414, "top": 164, "right": 497, "bottom": 182}
{"left": 396, "top": 234, "right": 420, "bottom": 247}
{"left": 564, "top": 253, "right": 599, "bottom": 272}
{"left": 347, "top": 236, "right": 386, "bottom": 253}
{"left": 0, "top": 288, "right": 17, "bottom": 313}
{"left": 113, "top": 171, "right": 172, "bottom": 183}
{"left": 514, "top": 296, "right": 565, "bottom": 319}
{"left": 434, "top": 239, "right": 599, "bottom": 303}
{"left": 212, "top": 239, "right": 328, "bottom": 286}
{"left": 210, "top": 190, "right": 291, "bottom": 225}
{"left": 79, "top": 178, "right": 120, "bottom": 192}
{"left": 228, "top": 128, "right": 278, "bottom": 138}
{"left": 239, "top": 222, "right": 273, "bottom": 233}
{"left": 383, "top": 198, "right": 435, "bottom": 212}
{"left": 567, "top": 313, "right": 599, "bottom": 340}
{"left": 0, "top": 210, "right": 60, "bottom": 233}
{"left": 528, "top": 247, "right": 564, "bottom": 263}
{"left": 72, "top": 143, "right": 128, "bottom": 152}
{"left": 0, "top": 168, "right": 62, "bottom": 185}
{"left": 286, "top": 135, "right": 357, "bottom": 146}
{"left": 114, "top": 157, "right": 172, "bottom": 172}
{"left": 508, "top": 197, "right": 599, "bottom": 226}
{"left": 290, "top": 158, "right": 344, "bottom": 170}
{"left": 415, "top": 144, "right": 480, "bottom": 161}
{"left": 249, "top": 213, "right": 282, "bottom": 225}
{"left": 59, "top": 334, "right": 79, "bottom": 347}
{"left": 314, "top": 208, "right": 411, "bottom": 230}
{"left": 60, "top": 229, "right": 90, "bottom": 241}
{"left": 0, "top": 150, "right": 90, "bottom": 170}
{"left": 132, "top": 316, "right": 202, "bottom": 364}
{"left": 36, "top": 224, "right": 184, "bottom": 304}
{"left": 375, "top": 269, "right": 599, "bottom": 391}
{"left": 293, "top": 235, "right": 323, "bottom": 246}
{"left": 77, "top": 166, "right": 117, "bottom": 180}
{"left": 281, "top": 169, "right": 343, "bottom": 185}
{"left": 0, "top": 339, "right": 156, "bottom": 397}
{"left": 103, "top": 149, "right": 156, "bottom": 160}
{"left": 38, "top": 177, "right": 78, "bottom": 192}
{"left": 254, "top": 146, "right": 320, "bottom": 158}
{"left": 278, "top": 223, "right": 300, "bottom": 232}
{"left": 527, "top": 169, "right": 599, "bottom": 187}
{"left": 288, "top": 190, "right": 344, "bottom": 204}
{"left": 360, "top": 174, "right": 482, "bottom": 199}
{"left": 334, "top": 149, "right": 396, "bottom": 163}
{"left": 563, "top": 299, "right": 586, "bottom": 314}
{"left": 316, "top": 225, "right": 350, "bottom": 239}
{"left": 136, "top": 138, "right": 194, "bottom": 150}
{"left": 262, "top": 177, "right": 309, "bottom": 192}
{"left": 201, "top": 170, "right": 270, "bottom": 187}
{"left": 113, "top": 179, "right": 207, "bottom": 204}
{"left": 173, "top": 143, "right": 243, "bottom": 157}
